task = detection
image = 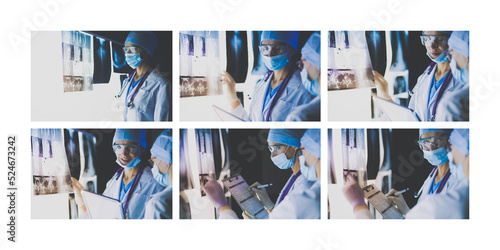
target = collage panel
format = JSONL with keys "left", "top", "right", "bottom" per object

{"left": 31, "top": 128, "right": 172, "bottom": 219}
{"left": 179, "top": 31, "right": 320, "bottom": 122}
{"left": 31, "top": 31, "right": 173, "bottom": 122}
{"left": 179, "top": 128, "right": 320, "bottom": 219}
{"left": 328, "top": 31, "right": 469, "bottom": 122}
{"left": 328, "top": 128, "right": 469, "bottom": 219}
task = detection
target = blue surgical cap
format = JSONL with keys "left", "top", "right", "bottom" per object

{"left": 422, "top": 31, "right": 452, "bottom": 36}
{"left": 450, "top": 129, "right": 469, "bottom": 155}
{"left": 267, "top": 129, "right": 306, "bottom": 148}
{"left": 261, "top": 31, "right": 299, "bottom": 50}
{"left": 448, "top": 31, "right": 469, "bottom": 57}
{"left": 300, "top": 129, "right": 320, "bottom": 159}
{"left": 125, "top": 31, "right": 158, "bottom": 57}
{"left": 302, "top": 32, "right": 321, "bottom": 70}
{"left": 150, "top": 130, "right": 172, "bottom": 164}
{"left": 113, "top": 129, "right": 146, "bottom": 149}
{"left": 419, "top": 129, "right": 452, "bottom": 139}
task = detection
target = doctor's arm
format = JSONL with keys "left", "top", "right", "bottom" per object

{"left": 342, "top": 174, "right": 373, "bottom": 219}
{"left": 203, "top": 177, "right": 238, "bottom": 219}
{"left": 373, "top": 71, "right": 394, "bottom": 102}
{"left": 71, "top": 177, "right": 87, "bottom": 213}
{"left": 154, "top": 83, "right": 169, "bottom": 121}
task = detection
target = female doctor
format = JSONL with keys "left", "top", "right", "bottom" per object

{"left": 204, "top": 129, "right": 316, "bottom": 219}
{"left": 117, "top": 31, "right": 171, "bottom": 121}
{"left": 269, "top": 129, "right": 321, "bottom": 219}
{"left": 384, "top": 129, "right": 458, "bottom": 215}
{"left": 72, "top": 129, "right": 164, "bottom": 219}
{"left": 406, "top": 129, "right": 469, "bottom": 219}
{"left": 374, "top": 31, "right": 462, "bottom": 121}
{"left": 221, "top": 31, "right": 313, "bottom": 121}
{"left": 144, "top": 130, "right": 173, "bottom": 219}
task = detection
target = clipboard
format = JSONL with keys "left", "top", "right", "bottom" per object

{"left": 81, "top": 190, "right": 125, "bottom": 219}
{"left": 213, "top": 105, "right": 245, "bottom": 122}
{"left": 373, "top": 96, "right": 420, "bottom": 121}
{"left": 222, "top": 175, "right": 269, "bottom": 219}
{"left": 362, "top": 184, "right": 404, "bottom": 219}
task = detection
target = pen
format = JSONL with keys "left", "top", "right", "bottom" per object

{"left": 391, "top": 188, "right": 410, "bottom": 196}
{"left": 255, "top": 183, "right": 273, "bottom": 189}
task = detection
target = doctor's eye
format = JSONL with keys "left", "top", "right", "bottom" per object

{"left": 122, "top": 46, "right": 142, "bottom": 54}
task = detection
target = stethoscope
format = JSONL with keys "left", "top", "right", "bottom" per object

{"left": 414, "top": 166, "right": 451, "bottom": 199}
{"left": 262, "top": 69, "right": 295, "bottom": 121}
{"left": 114, "top": 164, "right": 145, "bottom": 218}
{"left": 425, "top": 62, "right": 454, "bottom": 121}
{"left": 115, "top": 69, "right": 151, "bottom": 108}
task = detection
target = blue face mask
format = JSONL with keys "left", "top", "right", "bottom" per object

{"left": 152, "top": 164, "right": 171, "bottom": 187}
{"left": 271, "top": 147, "right": 296, "bottom": 170}
{"left": 300, "top": 68, "right": 319, "bottom": 96}
{"left": 115, "top": 156, "right": 141, "bottom": 169}
{"left": 125, "top": 53, "right": 143, "bottom": 69}
{"left": 447, "top": 151, "right": 466, "bottom": 182}
{"left": 450, "top": 58, "right": 469, "bottom": 85}
{"left": 423, "top": 146, "right": 449, "bottom": 166}
{"left": 262, "top": 53, "right": 289, "bottom": 71}
{"left": 426, "top": 49, "right": 449, "bottom": 63}
{"left": 299, "top": 155, "right": 318, "bottom": 181}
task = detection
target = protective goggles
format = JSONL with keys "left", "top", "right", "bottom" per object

{"left": 268, "top": 144, "right": 289, "bottom": 154}
{"left": 258, "top": 44, "right": 288, "bottom": 57}
{"left": 122, "top": 46, "right": 143, "bottom": 54}
{"left": 420, "top": 35, "right": 448, "bottom": 47}
{"left": 418, "top": 136, "right": 448, "bottom": 151}
{"left": 112, "top": 143, "right": 140, "bottom": 154}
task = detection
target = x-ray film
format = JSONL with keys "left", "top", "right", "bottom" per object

{"left": 328, "top": 31, "right": 375, "bottom": 91}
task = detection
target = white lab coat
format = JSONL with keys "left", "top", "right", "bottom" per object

{"left": 435, "top": 84, "right": 469, "bottom": 121}
{"left": 406, "top": 178, "right": 469, "bottom": 219}
{"left": 218, "top": 173, "right": 317, "bottom": 219}
{"left": 285, "top": 96, "right": 320, "bottom": 121}
{"left": 102, "top": 166, "right": 165, "bottom": 219}
{"left": 144, "top": 186, "right": 172, "bottom": 219}
{"left": 417, "top": 169, "right": 459, "bottom": 204}
{"left": 118, "top": 68, "right": 171, "bottom": 121}
{"left": 408, "top": 65, "right": 463, "bottom": 121}
{"left": 269, "top": 181, "right": 320, "bottom": 219}
{"left": 232, "top": 70, "right": 313, "bottom": 121}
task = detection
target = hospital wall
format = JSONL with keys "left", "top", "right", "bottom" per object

{"left": 31, "top": 31, "right": 122, "bottom": 121}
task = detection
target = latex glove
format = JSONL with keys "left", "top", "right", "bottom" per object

{"left": 242, "top": 210, "right": 257, "bottom": 219}
{"left": 373, "top": 70, "right": 393, "bottom": 102}
{"left": 221, "top": 71, "right": 239, "bottom": 103}
{"left": 71, "top": 177, "right": 87, "bottom": 213}
{"left": 342, "top": 174, "right": 366, "bottom": 211}
{"left": 203, "top": 177, "right": 229, "bottom": 209}
{"left": 386, "top": 189, "right": 410, "bottom": 215}
{"left": 250, "top": 182, "right": 274, "bottom": 211}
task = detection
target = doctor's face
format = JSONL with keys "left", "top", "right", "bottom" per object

{"left": 268, "top": 141, "right": 297, "bottom": 159}
{"left": 114, "top": 140, "right": 141, "bottom": 165}
{"left": 422, "top": 31, "right": 449, "bottom": 59}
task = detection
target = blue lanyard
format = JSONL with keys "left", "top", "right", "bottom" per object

{"left": 126, "top": 70, "right": 151, "bottom": 108}
{"left": 429, "top": 166, "right": 451, "bottom": 194}
{"left": 263, "top": 69, "right": 295, "bottom": 121}
{"left": 426, "top": 62, "right": 453, "bottom": 121}
{"left": 114, "top": 164, "right": 145, "bottom": 217}
{"left": 277, "top": 171, "right": 301, "bottom": 205}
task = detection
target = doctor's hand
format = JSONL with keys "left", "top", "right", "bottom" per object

{"left": 71, "top": 177, "right": 87, "bottom": 213}
{"left": 373, "top": 70, "right": 394, "bottom": 102}
{"left": 386, "top": 189, "right": 410, "bottom": 215}
{"left": 250, "top": 182, "right": 274, "bottom": 212}
{"left": 221, "top": 71, "right": 239, "bottom": 104}
{"left": 203, "top": 177, "right": 229, "bottom": 210}
{"left": 342, "top": 174, "right": 367, "bottom": 211}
